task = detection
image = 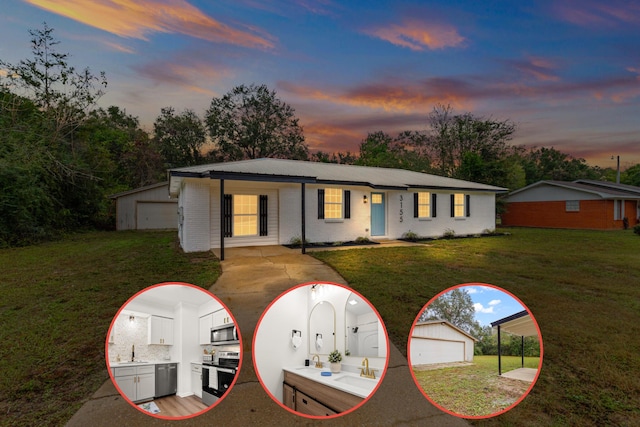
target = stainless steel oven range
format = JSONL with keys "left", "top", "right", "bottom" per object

{"left": 202, "top": 351, "right": 239, "bottom": 406}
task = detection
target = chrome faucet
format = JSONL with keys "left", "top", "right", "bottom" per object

{"left": 312, "top": 354, "right": 322, "bottom": 368}
{"left": 360, "top": 357, "right": 377, "bottom": 379}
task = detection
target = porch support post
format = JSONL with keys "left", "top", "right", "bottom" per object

{"left": 220, "top": 178, "right": 225, "bottom": 261}
{"left": 497, "top": 324, "right": 502, "bottom": 376}
{"left": 301, "top": 182, "right": 306, "bottom": 254}
{"left": 521, "top": 335, "right": 525, "bottom": 368}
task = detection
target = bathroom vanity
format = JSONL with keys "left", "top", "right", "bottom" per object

{"left": 282, "top": 366, "right": 378, "bottom": 415}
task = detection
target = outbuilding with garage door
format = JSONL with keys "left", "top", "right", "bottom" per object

{"left": 410, "top": 319, "right": 478, "bottom": 365}
{"left": 110, "top": 182, "right": 177, "bottom": 231}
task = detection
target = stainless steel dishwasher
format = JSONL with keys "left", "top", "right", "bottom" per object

{"left": 155, "top": 363, "right": 177, "bottom": 398}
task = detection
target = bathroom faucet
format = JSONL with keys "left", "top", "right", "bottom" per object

{"left": 360, "top": 357, "right": 377, "bottom": 379}
{"left": 312, "top": 354, "right": 322, "bottom": 368}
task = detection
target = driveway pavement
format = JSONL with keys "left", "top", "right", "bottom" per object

{"left": 67, "top": 245, "right": 468, "bottom": 426}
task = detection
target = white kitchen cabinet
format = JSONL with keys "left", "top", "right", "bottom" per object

{"left": 191, "top": 363, "right": 202, "bottom": 398}
{"left": 198, "top": 313, "right": 213, "bottom": 345}
{"left": 136, "top": 371, "right": 156, "bottom": 401}
{"left": 148, "top": 316, "right": 174, "bottom": 345}
{"left": 113, "top": 365, "right": 156, "bottom": 402}
{"left": 212, "top": 309, "right": 232, "bottom": 327}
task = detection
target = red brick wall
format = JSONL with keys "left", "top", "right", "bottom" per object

{"left": 624, "top": 200, "right": 640, "bottom": 228}
{"left": 501, "top": 200, "right": 623, "bottom": 229}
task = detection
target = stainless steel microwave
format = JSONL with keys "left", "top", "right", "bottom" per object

{"left": 211, "top": 324, "right": 238, "bottom": 345}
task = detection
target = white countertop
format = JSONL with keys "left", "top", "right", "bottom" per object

{"left": 283, "top": 365, "right": 380, "bottom": 399}
{"left": 109, "top": 360, "right": 179, "bottom": 368}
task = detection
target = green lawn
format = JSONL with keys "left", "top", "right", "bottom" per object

{"left": 413, "top": 355, "right": 540, "bottom": 417}
{"left": 0, "top": 231, "right": 220, "bottom": 427}
{"left": 312, "top": 228, "right": 640, "bottom": 426}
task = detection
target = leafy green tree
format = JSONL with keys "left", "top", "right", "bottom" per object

{"left": 153, "top": 107, "right": 207, "bottom": 168}
{"left": 420, "top": 288, "right": 480, "bottom": 335}
{"left": 0, "top": 23, "right": 108, "bottom": 244}
{"left": 622, "top": 164, "right": 640, "bottom": 187}
{"left": 205, "top": 84, "right": 308, "bottom": 161}
{"left": 356, "top": 130, "right": 431, "bottom": 171}
{"left": 518, "top": 146, "right": 599, "bottom": 185}
{"left": 425, "top": 104, "right": 516, "bottom": 185}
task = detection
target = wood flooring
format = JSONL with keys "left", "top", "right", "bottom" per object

{"left": 153, "top": 394, "right": 209, "bottom": 417}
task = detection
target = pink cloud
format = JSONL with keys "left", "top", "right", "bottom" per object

{"left": 25, "top": 0, "right": 275, "bottom": 49}
{"left": 364, "top": 19, "right": 464, "bottom": 51}
{"left": 510, "top": 56, "right": 560, "bottom": 82}
{"left": 553, "top": 0, "right": 640, "bottom": 27}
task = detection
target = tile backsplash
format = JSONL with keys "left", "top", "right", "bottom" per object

{"left": 108, "top": 315, "right": 170, "bottom": 362}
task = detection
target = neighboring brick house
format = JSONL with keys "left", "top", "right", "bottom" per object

{"left": 501, "top": 180, "right": 640, "bottom": 230}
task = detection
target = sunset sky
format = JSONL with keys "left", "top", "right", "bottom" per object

{"left": 2, "top": 0, "right": 639, "bottom": 168}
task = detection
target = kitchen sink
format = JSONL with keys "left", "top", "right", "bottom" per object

{"left": 116, "top": 361, "right": 149, "bottom": 365}
{"left": 333, "top": 375, "right": 376, "bottom": 390}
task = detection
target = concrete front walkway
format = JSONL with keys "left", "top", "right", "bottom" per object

{"left": 68, "top": 245, "right": 468, "bottom": 426}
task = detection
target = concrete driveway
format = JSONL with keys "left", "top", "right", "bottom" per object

{"left": 67, "top": 245, "right": 468, "bottom": 426}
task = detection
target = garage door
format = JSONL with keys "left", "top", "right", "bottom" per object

{"left": 410, "top": 338, "right": 465, "bottom": 365}
{"left": 137, "top": 201, "right": 178, "bottom": 230}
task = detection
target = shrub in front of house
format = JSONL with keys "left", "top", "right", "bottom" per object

{"left": 401, "top": 230, "right": 420, "bottom": 242}
{"left": 634, "top": 224, "right": 640, "bottom": 236}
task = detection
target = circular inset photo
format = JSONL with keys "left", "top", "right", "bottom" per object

{"left": 105, "top": 282, "right": 242, "bottom": 420}
{"left": 253, "top": 282, "right": 389, "bottom": 419}
{"left": 408, "top": 283, "right": 543, "bottom": 419}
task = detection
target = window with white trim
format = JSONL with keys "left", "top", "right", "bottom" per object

{"left": 566, "top": 200, "right": 580, "bottom": 212}
{"left": 233, "top": 195, "right": 258, "bottom": 236}
{"left": 324, "top": 188, "right": 343, "bottom": 219}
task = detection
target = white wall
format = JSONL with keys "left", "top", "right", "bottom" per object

{"left": 390, "top": 191, "right": 497, "bottom": 238}
{"left": 178, "top": 178, "right": 499, "bottom": 251}
{"left": 253, "top": 286, "right": 309, "bottom": 402}
{"left": 180, "top": 179, "right": 211, "bottom": 252}
{"left": 173, "top": 302, "right": 199, "bottom": 397}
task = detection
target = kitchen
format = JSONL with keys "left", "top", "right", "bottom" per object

{"left": 106, "top": 283, "right": 241, "bottom": 419}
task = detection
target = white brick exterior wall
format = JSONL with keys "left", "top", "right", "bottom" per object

{"left": 180, "top": 179, "right": 211, "bottom": 252}
{"left": 178, "top": 179, "right": 498, "bottom": 252}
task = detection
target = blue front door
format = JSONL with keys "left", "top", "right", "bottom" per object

{"left": 371, "top": 192, "right": 385, "bottom": 236}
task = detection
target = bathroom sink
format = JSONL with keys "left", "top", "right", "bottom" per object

{"left": 333, "top": 375, "right": 376, "bottom": 390}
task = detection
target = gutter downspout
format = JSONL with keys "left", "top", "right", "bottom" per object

{"left": 301, "top": 183, "right": 306, "bottom": 255}
{"left": 220, "top": 178, "right": 225, "bottom": 261}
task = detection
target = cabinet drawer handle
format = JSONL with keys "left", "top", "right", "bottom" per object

{"left": 302, "top": 398, "right": 308, "bottom": 405}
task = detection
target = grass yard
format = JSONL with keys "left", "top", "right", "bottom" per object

{"left": 312, "top": 228, "right": 640, "bottom": 426}
{"left": 0, "top": 231, "right": 220, "bottom": 427}
{"left": 413, "top": 355, "right": 540, "bottom": 417}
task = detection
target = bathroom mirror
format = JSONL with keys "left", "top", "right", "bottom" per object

{"left": 344, "top": 292, "right": 381, "bottom": 357}
{"left": 308, "top": 301, "right": 336, "bottom": 355}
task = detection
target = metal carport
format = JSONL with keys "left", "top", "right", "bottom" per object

{"left": 491, "top": 310, "right": 539, "bottom": 379}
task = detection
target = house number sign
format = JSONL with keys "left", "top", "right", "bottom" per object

{"left": 399, "top": 195, "right": 404, "bottom": 223}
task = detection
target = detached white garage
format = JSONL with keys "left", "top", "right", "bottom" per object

{"left": 410, "top": 320, "right": 478, "bottom": 366}
{"left": 110, "top": 182, "right": 178, "bottom": 231}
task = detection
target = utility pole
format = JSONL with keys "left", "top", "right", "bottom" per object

{"left": 611, "top": 155, "right": 620, "bottom": 184}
